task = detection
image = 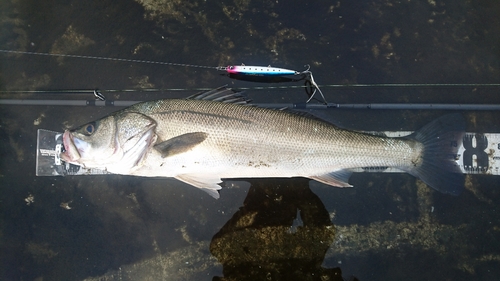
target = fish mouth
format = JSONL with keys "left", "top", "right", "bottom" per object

{"left": 61, "top": 130, "right": 81, "bottom": 163}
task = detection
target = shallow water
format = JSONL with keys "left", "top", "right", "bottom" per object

{"left": 1, "top": 0, "right": 500, "bottom": 280}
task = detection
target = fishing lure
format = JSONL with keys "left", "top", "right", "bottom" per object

{"left": 217, "top": 64, "right": 327, "bottom": 104}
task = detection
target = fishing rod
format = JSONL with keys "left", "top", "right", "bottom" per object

{"left": 1, "top": 98, "right": 500, "bottom": 110}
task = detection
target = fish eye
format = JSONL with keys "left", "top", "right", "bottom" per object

{"left": 82, "top": 122, "right": 96, "bottom": 135}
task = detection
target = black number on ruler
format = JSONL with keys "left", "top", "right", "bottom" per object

{"left": 463, "top": 134, "right": 489, "bottom": 172}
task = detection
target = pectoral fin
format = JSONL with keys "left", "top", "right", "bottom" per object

{"left": 154, "top": 132, "right": 208, "bottom": 158}
{"left": 175, "top": 174, "right": 222, "bottom": 199}
{"left": 310, "top": 170, "right": 353, "bottom": 187}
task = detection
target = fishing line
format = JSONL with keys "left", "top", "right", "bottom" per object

{"left": 322, "top": 83, "right": 500, "bottom": 88}
{"left": 3, "top": 49, "right": 499, "bottom": 89}
{"left": 0, "top": 49, "right": 216, "bottom": 69}
{"left": 2, "top": 83, "right": 500, "bottom": 95}
{"left": 0, "top": 85, "right": 311, "bottom": 94}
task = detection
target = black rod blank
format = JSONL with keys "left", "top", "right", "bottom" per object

{"left": 2, "top": 99, "right": 500, "bottom": 110}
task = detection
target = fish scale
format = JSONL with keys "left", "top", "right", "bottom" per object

{"left": 127, "top": 99, "right": 421, "bottom": 178}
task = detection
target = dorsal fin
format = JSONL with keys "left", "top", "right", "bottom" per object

{"left": 186, "top": 86, "right": 251, "bottom": 105}
{"left": 281, "top": 109, "right": 346, "bottom": 127}
{"left": 185, "top": 87, "right": 346, "bottom": 127}
{"left": 186, "top": 87, "right": 345, "bottom": 126}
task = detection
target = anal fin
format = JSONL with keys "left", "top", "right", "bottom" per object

{"left": 309, "top": 170, "right": 353, "bottom": 187}
{"left": 175, "top": 174, "right": 223, "bottom": 199}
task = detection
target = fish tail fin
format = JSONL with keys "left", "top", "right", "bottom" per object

{"left": 404, "top": 114, "right": 465, "bottom": 195}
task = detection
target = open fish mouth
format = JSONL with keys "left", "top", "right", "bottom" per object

{"left": 61, "top": 130, "right": 81, "bottom": 163}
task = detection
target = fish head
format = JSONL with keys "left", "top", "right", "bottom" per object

{"left": 61, "top": 112, "right": 157, "bottom": 172}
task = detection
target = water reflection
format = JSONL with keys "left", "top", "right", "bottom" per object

{"left": 211, "top": 178, "right": 357, "bottom": 281}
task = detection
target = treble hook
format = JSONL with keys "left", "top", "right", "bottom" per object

{"left": 299, "top": 67, "right": 327, "bottom": 104}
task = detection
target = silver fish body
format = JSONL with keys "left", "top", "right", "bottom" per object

{"left": 61, "top": 88, "right": 464, "bottom": 198}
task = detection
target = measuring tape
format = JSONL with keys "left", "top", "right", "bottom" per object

{"left": 36, "top": 129, "right": 500, "bottom": 176}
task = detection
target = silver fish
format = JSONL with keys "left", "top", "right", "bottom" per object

{"left": 61, "top": 87, "right": 465, "bottom": 198}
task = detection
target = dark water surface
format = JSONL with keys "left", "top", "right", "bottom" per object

{"left": 1, "top": 0, "right": 500, "bottom": 280}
